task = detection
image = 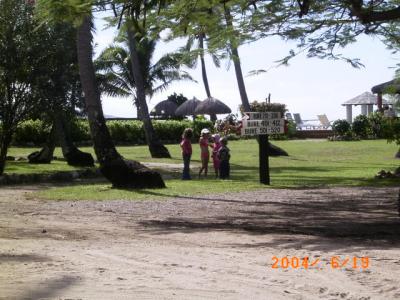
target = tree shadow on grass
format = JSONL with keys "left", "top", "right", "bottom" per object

{"left": 135, "top": 187, "right": 400, "bottom": 251}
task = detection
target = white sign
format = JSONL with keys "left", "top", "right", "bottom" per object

{"left": 242, "top": 119, "right": 284, "bottom": 128}
{"left": 244, "top": 112, "right": 281, "bottom": 120}
{"left": 241, "top": 126, "right": 285, "bottom": 136}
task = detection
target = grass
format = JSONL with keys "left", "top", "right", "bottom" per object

{"left": 4, "top": 139, "right": 400, "bottom": 201}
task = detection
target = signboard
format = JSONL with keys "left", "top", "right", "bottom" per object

{"left": 243, "top": 112, "right": 281, "bottom": 120}
{"left": 241, "top": 126, "right": 284, "bottom": 136}
{"left": 241, "top": 115, "right": 285, "bottom": 136}
{"left": 241, "top": 111, "right": 285, "bottom": 185}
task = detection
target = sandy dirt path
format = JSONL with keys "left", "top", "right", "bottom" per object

{"left": 0, "top": 186, "right": 400, "bottom": 300}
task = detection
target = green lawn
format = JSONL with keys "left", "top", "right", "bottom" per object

{"left": 5, "top": 139, "right": 400, "bottom": 200}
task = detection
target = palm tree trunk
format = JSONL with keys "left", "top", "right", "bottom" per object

{"left": 77, "top": 15, "right": 165, "bottom": 188}
{"left": 224, "top": 7, "right": 251, "bottom": 112}
{"left": 53, "top": 110, "right": 94, "bottom": 167}
{"left": 28, "top": 125, "right": 56, "bottom": 164}
{"left": 224, "top": 7, "right": 288, "bottom": 156}
{"left": 126, "top": 27, "right": 171, "bottom": 158}
{"left": 198, "top": 33, "right": 217, "bottom": 122}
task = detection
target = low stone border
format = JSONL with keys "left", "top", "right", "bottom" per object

{"left": 0, "top": 168, "right": 102, "bottom": 186}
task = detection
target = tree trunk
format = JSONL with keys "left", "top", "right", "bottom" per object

{"left": 395, "top": 148, "right": 400, "bottom": 159}
{"left": 126, "top": 27, "right": 171, "bottom": 158}
{"left": 224, "top": 7, "right": 251, "bottom": 112}
{"left": 53, "top": 111, "right": 94, "bottom": 167}
{"left": 0, "top": 130, "right": 13, "bottom": 175}
{"left": 77, "top": 15, "right": 165, "bottom": 188}
{"left": 199, "top": 33, "right": 217, "bottom": 122}
{"left": 224, "top": 7, "right": 287, "bottom": 156}
{"left": 28, "top": 125, "right": 56, "bottom": 164}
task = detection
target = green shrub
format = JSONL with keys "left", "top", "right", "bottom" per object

{"left": 367, "top": 112, "right": 384, "bottom": 138}
{"left": 352, "top": 115, "right": 369, "bottom": 138}
{"left": 332, "top": 119, "right": 351, "bottom": 136}
{"left": 70, "top": 120, "right": 91, "bottom": 142}
{"left": 13, "top": 120, "right": 50, "bottom": 145}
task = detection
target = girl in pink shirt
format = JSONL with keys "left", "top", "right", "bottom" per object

{"left": 211, "top": 134, "right": 222, "bottom": 178}
{"left": 198, "top": 128, "right": 211, "bottom": 178}
{"left": 180, "top": 128, "right": 193, "bottom": 180}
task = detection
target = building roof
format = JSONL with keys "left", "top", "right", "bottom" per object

{"left": 342, "top": 91, "right": 389, "bottom": 106}
{"left": 371, "top": 79, "right": 400, "bottom": 94}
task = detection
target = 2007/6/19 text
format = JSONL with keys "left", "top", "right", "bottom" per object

{"left": 271, "top": 256, "right": 370, "bottom": 270}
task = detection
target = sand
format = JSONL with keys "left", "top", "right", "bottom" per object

{"left": 0, "top": 185, "right": 399, "bottom": 299}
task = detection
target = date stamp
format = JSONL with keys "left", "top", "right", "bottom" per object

{"left": 271, "top": 256, "right": 370, "bottom": 270}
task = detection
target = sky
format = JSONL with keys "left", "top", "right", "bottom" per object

{"left": 93, "top": 14, "right": 398, "bottom": 122}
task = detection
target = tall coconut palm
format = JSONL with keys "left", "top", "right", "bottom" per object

{"left": 76, "top": 15, "right": 165, "bottom": 188}
{"left": 95, "top": 35, "right": 192, "bottom": 157}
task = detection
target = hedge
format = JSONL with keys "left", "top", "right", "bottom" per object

{"left": 11, "top": 119, "right": 214, "bottom": 146}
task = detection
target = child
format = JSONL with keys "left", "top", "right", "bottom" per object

{"left": 211, "top": 134, "right": 222, "bottom": 178}
{"left": 198, "top": 128, "right": 210, "bottom": 178}
{"left": 218, "top": 137, "right": 230, "bottom": 179}
{"left": 180, "top": 128, "right": 193, "bottom": 180}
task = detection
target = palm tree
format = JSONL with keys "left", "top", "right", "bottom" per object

{"left": 178, "top": 32, "right": 222, "bottom": 121}
{"left": 95, "top": 34, "right": 192, "bottom": 157}
{"left": 76, "top": 15, "right": 165, "bottom": 188}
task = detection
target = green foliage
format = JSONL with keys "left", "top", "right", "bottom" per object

{"left": 35, "top": 0, "right": 93, "bottom": 26}
{"left": 332, "top": 119, "right": 351, "bottom": 136}
{"left": 351, "top": 115, "right": 370, "bottom": 138}
{"left": 367, "top": 112, "right": 384, "bottom": 138}
{"left": 13, "top": 120, "right": 50, "bottom": 146}
{"left": 70, "top": 120, "right": 91, "bottom": 142}
{"left": 381, "top": 117, "right": 400, "bottom": 146}
{"left": 11, "top": 119, "right": 214, "bottom": 145}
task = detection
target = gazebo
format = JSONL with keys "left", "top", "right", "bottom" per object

{"left": 194, "top": 97, "right": 232, "bottom": 121}
{"left": 342, "top": 91, "right": 389, "bottom": 123}
{"left": 175, "top": 97, "right": 202, "bottom": 117}
{"left": 150, "top": 100, "right": 178, "bottom": 118}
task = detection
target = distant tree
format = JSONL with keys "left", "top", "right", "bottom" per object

{"left": 95, "top": 36, "right": 192, "bottom": 157}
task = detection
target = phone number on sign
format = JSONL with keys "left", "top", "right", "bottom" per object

{"left": 271, "top": 256, "right": 370, "bottom": 270}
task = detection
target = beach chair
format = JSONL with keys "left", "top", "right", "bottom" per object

{"left": 317, "top": 114, "right": 332, "bottom": 129}
{"left": 285, "top": 113, "right": 294, "bottom": 121}
{"left": 293, "top": 113, "right": 318, "bottom": 130}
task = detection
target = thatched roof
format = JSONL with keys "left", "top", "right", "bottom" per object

{"left": 194, "top": 97, "right": 232, "bottom": 115}
{"left": 342, "top": 91, "right": 389, "bottom": 106}
{"left": 175, "top": 97, "right": 201, "bottom": 116}
{"left": 151, "top": 100, "right": 178, "bottom": 117}
{"left": 371, "top": 79, "right": 400, "bottom": 94}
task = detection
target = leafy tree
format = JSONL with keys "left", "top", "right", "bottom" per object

{"left": 0, "top": 0, "right": 43, "bottom": 175}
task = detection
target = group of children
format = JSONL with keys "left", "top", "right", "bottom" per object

{"left": 180, "top": 128, "right": 230, "bottom": 180}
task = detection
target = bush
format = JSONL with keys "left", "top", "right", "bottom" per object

{"left": 332, "top": 119, "right": 351, "bottom": 136}
{"left": 10, "top": 118, "right": 215, "bottom": 146}
{"left": 351, "top": 115, "right": 369, "bottom": 138}
{"left": 13, "top": 120, "right": 50, "bottom": 146}
{"left": 70, "top": 120, "right": 91, "bottom": 142}
{"left": 367, "top": 112, "right": 384, "bottom": 138}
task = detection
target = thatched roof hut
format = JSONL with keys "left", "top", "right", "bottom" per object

{"left": 194, "top": 97, "right": 232, "bottom": 115}
{"left": 175, "top": 97, "right": 201, "bottom": 116}
{"left": 371, "top": 79, "right": 400, "bottom": 94}
{"left": 151, "top": 100, "right": 178, "bottom": 118}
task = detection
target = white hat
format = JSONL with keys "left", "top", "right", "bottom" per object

{"left": 201, "top": 128, "right": 210, "bottom": 134}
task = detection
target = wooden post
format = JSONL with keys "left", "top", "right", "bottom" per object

{"left": 259, "top": 134, "right": 270, "bottom": 185}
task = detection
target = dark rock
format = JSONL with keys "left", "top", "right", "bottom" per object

{"left": 100, "top": 158, "right": 166, "bottom": 189}
{"left": 65, "top": 148, "right": 95, "bottom": 167}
